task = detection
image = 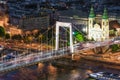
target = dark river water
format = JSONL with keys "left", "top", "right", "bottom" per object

{"left": 0, "top": 58, "right": 120, "bottom": 80}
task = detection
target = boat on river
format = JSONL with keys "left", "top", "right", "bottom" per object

{"left": 88, "top": 72, "right": 120, "bottom": 80}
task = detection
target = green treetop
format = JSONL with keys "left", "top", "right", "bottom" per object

{"left": 0, "top": 26, "right": 5, "bottom": 38}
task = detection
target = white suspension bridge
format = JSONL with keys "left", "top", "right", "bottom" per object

{"left": 0, "top": 21, "right": 120, "bottom": 72}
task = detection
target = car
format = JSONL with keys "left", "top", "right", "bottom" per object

{"left": 3, "top": 54, "right": 15, "bottom": 60}
{"left": 0, "top": 45, "right": 4, "bottom": 51}
{"left": 89, "top": 72, "right": 103, "bottom": 78}
{"left": 114, "top": 40, "right": 120, "bottom": 44}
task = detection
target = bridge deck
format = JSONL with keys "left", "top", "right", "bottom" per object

{"left": 0, "top": 38, "right": 120, "bottom": 73}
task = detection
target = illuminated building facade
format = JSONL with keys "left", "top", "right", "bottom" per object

{"left": 8, "top": 0, "right": 49, "bottom": 31}
{"left": 88, "top": 7, "right": 109, "bottom": 41}
{"left": 9, "top": 27, "right": 22, "bottom": 36}
{"left": 9, "top": 14, "right": 49, "bottom": 30}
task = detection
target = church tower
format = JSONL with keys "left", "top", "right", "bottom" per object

{"left": 88, "top": 7, "right": 95, "bottom": 40}
{"left": 88, "top": 7, "right": 109, "bottom": 41}
{"left": 102, "top": 8, "right": 109, "bottom": 40}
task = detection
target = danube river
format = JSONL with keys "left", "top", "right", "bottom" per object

{"left": 0, "top": 58, "right": 120, "bottom": 80}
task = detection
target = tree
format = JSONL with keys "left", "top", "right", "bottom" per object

{"left": 67, "top": 31, "right": 86, "bottom": 46}
{"left": 11, "top": 34, "right": 22, "bottom": 40}
{"left": 5, "top": 33, "right": 10, "bottom": 39}
{"left": 0, "top": 26, "right": 5, "bottom": 38}
{"left": 110, "top": 44, "right": 120, "bottom": 52}
{"left": 38, "top": 34, "right": 43, "bottom": 43}
{"left": 22, "top": 35, "right": 34, "bottom": 43}
{"left": 32, "top": 29, "right": 39, "bottom": 38}
{"left": 73, "top": 31, "right": 85, "bottom": 42}
{"left": 75, "top": 33, "right": 84, "bottom": 42}
{"left": 27, "top": 36, "right": 34, "bottom": 43}
{"left": 91, "top": 38, "right": 94, "bottom": 41}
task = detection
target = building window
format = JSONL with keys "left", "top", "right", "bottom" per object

{"left": 107, "top": 22, "right": 108, "bottom": 25}
{"left": 103, "top": 22, "right": 104, "bottom": 25}
{"left": 89, "top": 20, "right": 91, "bottom": 24}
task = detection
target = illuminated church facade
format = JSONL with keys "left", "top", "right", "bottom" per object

{"left": 88, "top": 7, "right": 109, "bottom": 41}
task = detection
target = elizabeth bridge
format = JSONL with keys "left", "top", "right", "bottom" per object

{"left": 0, "top": 21, "right": 120, "bottom": 73}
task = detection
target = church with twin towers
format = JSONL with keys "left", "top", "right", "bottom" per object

{"left": 88, "top": 7, "right": 109, "bottom": 41}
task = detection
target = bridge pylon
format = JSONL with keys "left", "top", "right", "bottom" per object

{"left": 55, "top": 21, "right": 74, "bottom": 53}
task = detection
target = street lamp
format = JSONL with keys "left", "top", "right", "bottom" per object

{"left": 72, "top": 31, "right": 78, "bottom": 44}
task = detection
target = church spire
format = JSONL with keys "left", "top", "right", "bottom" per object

{"left": 102, "top": 8, "right": 108, "bottom": 19}
{"left": 89, "top": 6, "right": 95, "bottom": 18}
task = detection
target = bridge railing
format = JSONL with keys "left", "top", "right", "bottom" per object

{"left": 0, "top": 48, "right": 70, "bottom": 72}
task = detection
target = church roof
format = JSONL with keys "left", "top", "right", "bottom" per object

{"left": 102, "top": 8, "right": 108, "bottom": 19}
{"left": 89, "top": 7, "right": 95, "bottom": 18}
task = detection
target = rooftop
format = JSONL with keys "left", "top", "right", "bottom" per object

{"left": 57, "top": 9, "right": 88, "bottom": 18}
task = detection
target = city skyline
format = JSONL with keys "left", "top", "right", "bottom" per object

{"left": 0, "top": 0, "right": 120, "bottom": 80}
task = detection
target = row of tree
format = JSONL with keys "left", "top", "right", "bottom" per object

{"left": 0, "top": 26, "right": 55, "bottom": 45}
{"left": 0, "top": 26, "right": 10, "bottom": 39}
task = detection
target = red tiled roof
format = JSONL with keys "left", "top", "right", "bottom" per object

{"left": 112, "top": 24, "right": 120, "bottom": 28}
{"left": 109, "top": 20, "right": 120, "bottom": 30}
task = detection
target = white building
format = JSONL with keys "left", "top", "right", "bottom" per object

{"left": 88, "top": 7, "right": 109, "bottom": 41}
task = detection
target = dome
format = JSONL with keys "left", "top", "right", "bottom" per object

{"left": 102, "top": 8, "right": 108, "bottom": 19}
{"left": 89, "top": 7, "right": 95, "bottom": 18}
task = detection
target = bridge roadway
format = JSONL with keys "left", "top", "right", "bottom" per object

{"left": 0, "top": 48, "right": 71, "bottom": 72}
{"left": 0, "top": 38, "right": 120, "bottom": 72}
